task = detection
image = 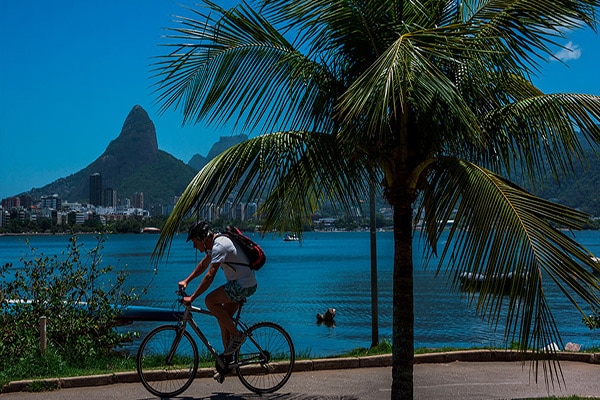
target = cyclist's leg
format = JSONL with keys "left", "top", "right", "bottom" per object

{"left": 205, "top": 285, "right": 240, "bottom": 348}
{"left": 222, "top": 301, "right": 239, "bottom": 347}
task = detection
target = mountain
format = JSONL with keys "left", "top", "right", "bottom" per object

{"left": 188, "top": 154, "right": 209, "bottom": 171}
{"left": 528, "top": 150, "right": 600, "bottom": 217}
{"left": 23, "top": 105, "right": 198, "bottom": 207}
{"left": 187, "top": 134, "right": 248, "bottom": 171}
{"left": 509, "top": 127, "right": 600, "bottom": 217}
{"left": 19, "top": 107, "right": 600, "bottom": 217}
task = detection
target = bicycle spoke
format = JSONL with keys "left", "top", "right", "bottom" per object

{"left": 136, "top": 290, "right": 294, "bottom": 397}
{"left": 236, "top": 322, "right": 295, "bottom": 393}
{"left": 137, "top": 325, "right": 198, "bottom": 398}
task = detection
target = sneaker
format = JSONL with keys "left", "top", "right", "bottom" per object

{"left": 223, "top": 333, "right": 246, "bottom": 355}
{"left": 213, "top": 371, "right": 225, "bottom": 384}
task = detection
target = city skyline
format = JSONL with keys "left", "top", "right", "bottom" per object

{"left": 1, "top": 1, "right": 599, "bottom": 200}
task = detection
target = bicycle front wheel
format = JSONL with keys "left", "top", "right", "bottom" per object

{"left": 137, "top": 325, "right": 199, "bottom": 398}
{"left": 236, "top": 321, "right": 295, "bottom": 393}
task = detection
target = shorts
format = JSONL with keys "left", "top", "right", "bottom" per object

{"left": 224, "top": 281, "right": 257, "bottom": 302}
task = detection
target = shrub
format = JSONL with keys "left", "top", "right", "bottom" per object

{"left": 0, "top": 235, "right": 139, "bottom": 377}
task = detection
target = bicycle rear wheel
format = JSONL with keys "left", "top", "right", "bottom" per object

{"left": 236, "top": 321, "right": 295, "bottom": 393}
{"left": 137, "top": 325, "right": 199, "bottom": 398}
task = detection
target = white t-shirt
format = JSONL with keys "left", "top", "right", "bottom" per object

{"left": 210, "top": 235, "right": 257, "bottom": 288}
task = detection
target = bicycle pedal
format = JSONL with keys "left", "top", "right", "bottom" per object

{"left": 213, "top": 372, "right": 225, "bottom": 384}
{"left": 261, "top": 363, "right": 275, "bottom": 372}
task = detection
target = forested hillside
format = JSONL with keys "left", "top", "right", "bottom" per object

{"left": 528, "top": 150, "right": 600, "bottom": 217}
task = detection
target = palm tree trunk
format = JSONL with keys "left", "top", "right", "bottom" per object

{"left": 391, "top": 190, "right": 414, "bottom": 399}
{"left": 370, "top": 182, "right": 379, "bottom": 349}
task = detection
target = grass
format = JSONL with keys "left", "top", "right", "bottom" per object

{"left": 333, "top": 341, "right": 600, "bottom": 358}
{"left": 0, "top": 349, "right": 137, "bottom": 390}
{"left": 339, "top": 338, "right": 393, "bottom": 357}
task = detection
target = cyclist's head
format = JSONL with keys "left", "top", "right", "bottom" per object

{"left": 186, "top": 220, "right": 210, "bottom": 242}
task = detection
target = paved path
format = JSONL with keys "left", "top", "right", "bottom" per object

{"left": 2, "top": 361, "right": 600, "bottom": 399}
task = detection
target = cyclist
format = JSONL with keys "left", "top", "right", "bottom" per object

{"left": 178, "top": 220, "right": 258, "bottom": 359}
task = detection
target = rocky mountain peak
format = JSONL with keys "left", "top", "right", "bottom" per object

{"left": 20, "top": 104, "right": 199, "bottom": 205}
{"left": 188, "top": 134, "right": 248, "bottom": 171}
{"left": 104, "top": 105, "right": 158, "bottom": 159}
{"left": 16, "top": 106, "right": 248, "bottom": 206}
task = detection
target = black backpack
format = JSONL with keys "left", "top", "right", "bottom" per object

{"left": 219, "top": 226, "right": 266, "bottom": 271}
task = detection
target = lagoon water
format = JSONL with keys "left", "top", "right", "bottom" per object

{"left": 2, "top": 231, "right": 599, "bottom": 357}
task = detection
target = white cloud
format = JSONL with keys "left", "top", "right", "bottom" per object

{"left": 553, "top": 41, "right": 582, "bottom": 62}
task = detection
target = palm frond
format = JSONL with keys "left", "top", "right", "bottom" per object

{"left": 420, "top": 157, "right": 600, "bottom": 354}
{"left": 152, "top": 132, "right": 371, "bottom": 261}
{"left": 152, "top": 0, "right": 337, "bottom": 135}
{"left": 484, "top": 93, "right": 600, "bottom": 182}
{"left": 336, "top": 24, "right": 485, "bottom": 147}
{"left": 471, "top": 0, "right": 599, "bottom": 70}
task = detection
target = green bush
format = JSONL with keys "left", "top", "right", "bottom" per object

{"left": 0, "top": 235, "right": 139, "bottom": 381}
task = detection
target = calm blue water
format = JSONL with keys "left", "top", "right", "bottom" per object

{"left": 1, "top": 231, "right": 599, "bottom": 357}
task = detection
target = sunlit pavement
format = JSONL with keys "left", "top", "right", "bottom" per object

{"left": 2, "top": 352, "right": 600, "bottom": 399}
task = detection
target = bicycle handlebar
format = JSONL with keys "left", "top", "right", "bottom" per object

{"left": 176, "top": 287, "right": 213, "bottom": 315}
{"left": 176, "top": 287, "right": 191, "bottom": 307}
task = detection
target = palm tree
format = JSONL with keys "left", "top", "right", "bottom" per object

{"left": 151, "top": 1, "right": 600, "bottom": 398}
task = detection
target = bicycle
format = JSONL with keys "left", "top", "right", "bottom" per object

{"left": 136, "top": 288, "right": 295, "bottom": 398}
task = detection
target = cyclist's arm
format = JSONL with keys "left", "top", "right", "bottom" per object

{"left": 179, "top": 253, "right": 211, "bottom": 289}
{"left": 185, "top": 262, "right": 221, "bottom": 304}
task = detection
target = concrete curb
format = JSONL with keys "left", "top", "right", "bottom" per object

{"left": 2, "top": 350, "right": 599, "bottom": 394}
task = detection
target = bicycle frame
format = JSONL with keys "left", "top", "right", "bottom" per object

{"left": 171, "top": 290, "right": 262, "bottom": 371}
{"left": 137, "top": 289, "right": 294, "bottom": 397}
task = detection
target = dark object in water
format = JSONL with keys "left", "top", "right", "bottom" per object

{"left": 459, "top": 271, "right": 526, "bottom": 294}
{"left": 317, "top": 308, "right": 336, "bottom": 322}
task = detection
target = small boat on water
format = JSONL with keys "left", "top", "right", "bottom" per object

{"left": 458, "top": 271, "right": 527, "bottom": 293}
{"left": 142, "top": 227, "right": 161, "bottom": 234}
{"left": 283, "top": 233, "right": 299, "bottom": 242}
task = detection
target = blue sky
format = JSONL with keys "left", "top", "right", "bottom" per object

{"left": 1, "top": 1, "right": 599, "bottom": 201}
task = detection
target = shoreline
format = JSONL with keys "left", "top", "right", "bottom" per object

{"left": 3, "top": 226, "right": 600, "bottom": 238}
